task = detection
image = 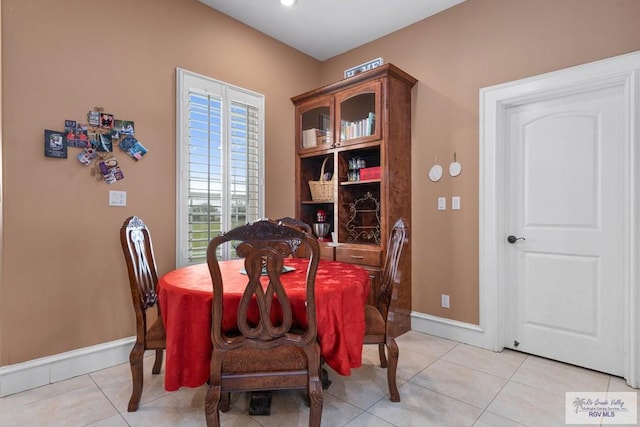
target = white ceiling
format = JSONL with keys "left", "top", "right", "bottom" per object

{"left": 198, "top": 0, "right": 467, "bottom": 61}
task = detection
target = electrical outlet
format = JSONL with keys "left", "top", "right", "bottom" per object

{"left": 441, "top": 294, "right": 450, "bottom": 309}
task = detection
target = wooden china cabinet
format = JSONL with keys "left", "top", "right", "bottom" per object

{"left": 291, "top": 64, "right": 416, "bottom": 335}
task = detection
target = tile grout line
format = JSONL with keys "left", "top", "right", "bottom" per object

{"left": 469, "top": 353, "right": 531, "bottom": 426}
{"left": 88, "top": 371, "right": 132, "bottom": 426}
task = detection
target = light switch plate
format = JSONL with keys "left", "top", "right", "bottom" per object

{"left": 452, "top": 196, "right": 461, "bottom": 210}
{"left": 109, "top": 190, "right": 127, "bottom": 207}
{"left": 438, "top": 197, "right": 446, "bottom": 210}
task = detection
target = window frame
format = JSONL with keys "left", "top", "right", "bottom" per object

{"left": 176, "top": 68, "right": 265, "bottom": 267}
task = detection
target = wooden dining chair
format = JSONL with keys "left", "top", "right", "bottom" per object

{"left": 204, "top": 219, "right": 323, "bottom": 427}
{"left": 363, "top": 218, "right": 408, "bottom": 402}
{"left": 276, "top": 216, "right": 312, "bottom": 257}
{"left": 120, "top": 216, "right": 166, "bottom": 412}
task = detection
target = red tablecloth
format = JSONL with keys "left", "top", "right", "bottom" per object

{"left": 158, "top": 258, "right": 370, "bottom": 391}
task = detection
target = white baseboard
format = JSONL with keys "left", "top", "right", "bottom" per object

{"left": 0, "top": 337, "right": 135, "bottom": 398}
{"left": 0, "top": 312, "right": 482, "bottom": 398}
{"left": 410, "top": 311, "right": 488, "bottom": 349}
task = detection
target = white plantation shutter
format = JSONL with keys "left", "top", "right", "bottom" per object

{"left": 177, "top": 69, "right": 264, "bottom": 266}
{"left": 229, "top": 101, "right": 261, "bottom": 226}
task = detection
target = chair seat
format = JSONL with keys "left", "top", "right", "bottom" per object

{"left": 222, "top": 345, "right": 309, "bottom": 373}
{"left": 364, "top": 304, "right": 385, "bottom": 336}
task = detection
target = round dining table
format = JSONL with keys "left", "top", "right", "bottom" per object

{"left": 158, "top": 257, "right": 371, "bottom": 391}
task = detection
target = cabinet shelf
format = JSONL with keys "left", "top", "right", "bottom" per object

{"left": 340, "top": 179, "right": 381, "bottom": 186}
{"left": 344, "top": 209, "right": 378, "bottom": 214}
{"left": 301, "top": 200, "right": 334, "bottom": 205}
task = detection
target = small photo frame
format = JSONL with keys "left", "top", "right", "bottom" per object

{"left": 95, "top": 133, "right": 113, "bottom": 152}
{"left": 128, "top": 140, "right": 148, "bottom": 160}
{"left": 114, "top": 119, "right": 135, "bottom": 136}
{"left": 65, "top": 120, "right": 78, "bottom": 146}
{"left": 98, "top": 158, "right": 124, "bottom": 184}
{"left": 76, "top": 147, "right": 96, "bottom": 165}
{"left": 118, "top": 135, "right": 147, "bottom": 160}
{"left": 88, "top": 130, "right": 99, "bottom": 143}
{"left": 100, "top": 113, "right": 114, "bottom": 129}
{"left": 88, "top": 111, "right": 101, "bottom": 126}
{"left": 119, "top": 135, "right": 137, "bottom": 151}
{"left": 44, "top": 129, "right": 67, "bottom": 158}
{"left": 66, "top": 123, "right": 89, "bottom": 148}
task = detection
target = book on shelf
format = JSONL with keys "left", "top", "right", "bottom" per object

{"left": 340, "top": 112, "right": 375, "bottom": 141}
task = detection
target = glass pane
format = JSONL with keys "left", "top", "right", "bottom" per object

{"left": 301, "top": 106, "right": 330, "bottom": 148}
{"left": 228, "top": 101, "right": 260, "bottom": 253}
{"left": 339, "top": 93, "right": 375, "bottom": 141}
{"left": 187, "top": 93, "right": 223, "bottom": 263}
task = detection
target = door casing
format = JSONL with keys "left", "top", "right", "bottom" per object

{"left": 479, "top": 50, "right": 640, "bottom": 387}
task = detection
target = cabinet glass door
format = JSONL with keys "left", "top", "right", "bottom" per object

{"left": 297, "top": 96, "right": 332, "bottom": 154}
{"left": 335, "top": 80, "right": 381, "bottom": 146}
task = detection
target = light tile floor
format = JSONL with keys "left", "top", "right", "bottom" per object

{"left": 1, "top": 331, "right": 637, "bottom": 426}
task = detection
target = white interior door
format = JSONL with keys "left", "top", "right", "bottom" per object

{"left": 504, "top": 83, "right": 626, "bottom": 375}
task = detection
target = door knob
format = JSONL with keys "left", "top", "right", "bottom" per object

{"left": 507, "top": 235, "right": 526, "bottom": 244}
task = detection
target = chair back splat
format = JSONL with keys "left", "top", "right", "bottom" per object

{"left": 275, "top": 216, "right": 312, "bottom": 257}
{"left": 378, "top": 218, "right": 408, "bottom": 319}
{"left": 204, "top": 219, "right": 323, "bottom": 427}
{"left": 120, "top": 216, "right": 166, "bottom": 412}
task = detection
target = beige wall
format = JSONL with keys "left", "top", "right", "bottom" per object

{"left": 0, "top": 0, "right": 318, "bottom": 365}
{"left": 321, "top": 0, "right": 640, "bottom": 323}
{"left": 2, "top": 0, "right": 640, "bottom": 366}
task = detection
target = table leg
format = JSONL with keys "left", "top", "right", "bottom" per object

{"left": 248, "top": 391, "right": 272, "bottom": 416}
{"left": 321, "top": 368, "right": 332, "bottom": 389}
{"left": 247, "top": 368, "right": 331, "bottom": 415}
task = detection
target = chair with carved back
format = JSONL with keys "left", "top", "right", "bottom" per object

{"left": 276, "top": 216, "right": 312, "bottom": 257}
{"left": 204, "top": 219, "right": 323, "bottom": 427}
{"left": 276, "top": 216, "right": 335, "bottom": 390}
{"left": 363, "top": 218, "right": 408, "bottom": 402}
{"left": 120, "top": 216, "right": 166, "bottom": 412}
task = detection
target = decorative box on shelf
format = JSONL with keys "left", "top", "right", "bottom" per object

{"left": 302, "top": 128, "right": 329, "bottom": 148}
{"left": 359, "top": 166, "right": 380, "bottom": 180}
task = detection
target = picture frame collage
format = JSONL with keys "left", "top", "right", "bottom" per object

{"left": 44, "top": 106, "right": 149, "bottom": 184}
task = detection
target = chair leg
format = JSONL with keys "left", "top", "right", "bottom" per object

{"left": 308, "top": 376, "right": 323, "bottom": 427}
{"left": 378, "top": 343, "right": 388, "bottom": 368}
{"left": 386, "top": 338, "right": 400, "bottom": 402}
{"left": 152, "top": 348, "right": 163, "bottom": 375}
{"left": 127, "top": 344, "right": 145, "bottom": 412}
{"left": 204, "top": 384, "right": 222, "bottom": 427}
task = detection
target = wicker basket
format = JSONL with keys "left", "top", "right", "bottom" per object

{"left": 309, "top": 157, "right": 333, "bottom": 201}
